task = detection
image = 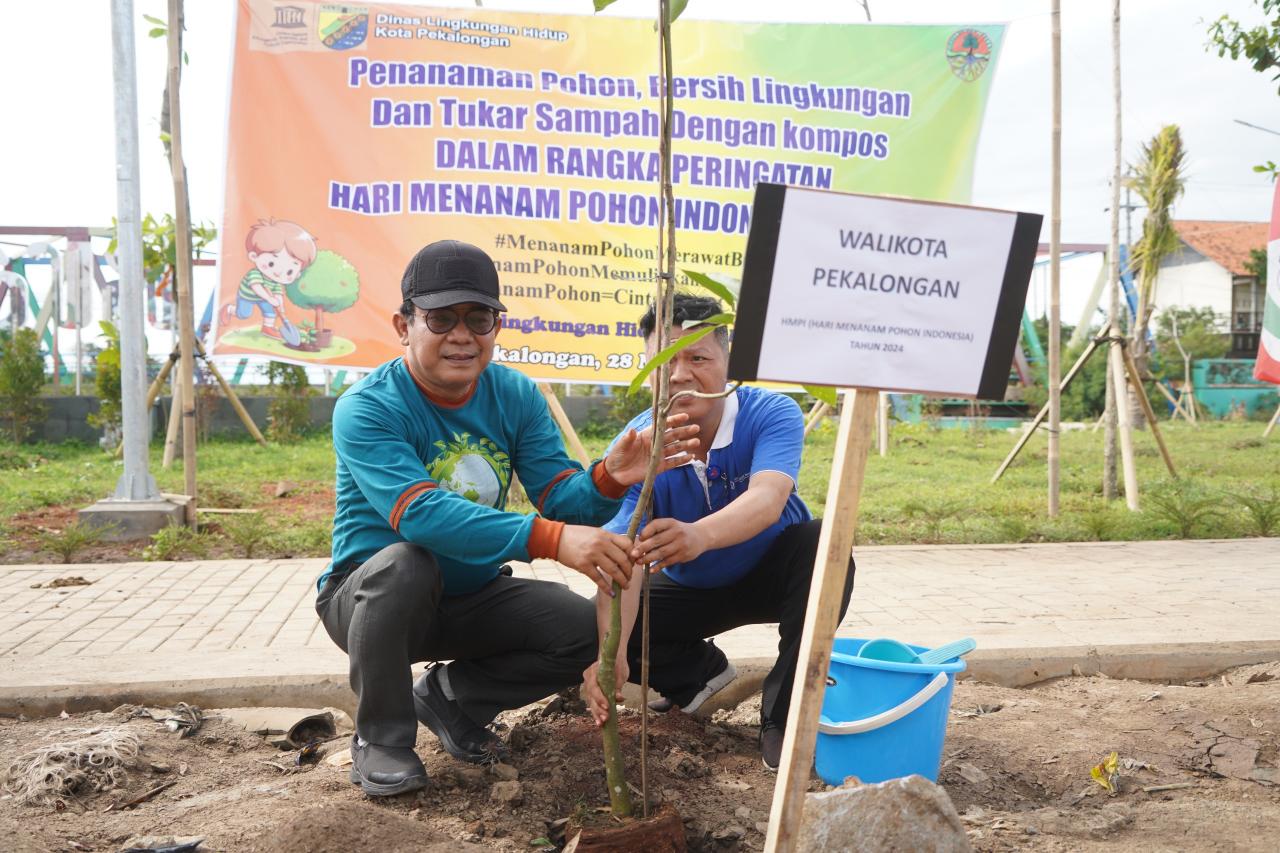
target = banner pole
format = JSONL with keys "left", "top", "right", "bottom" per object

{"left": 764, "top": 388, "right": 875, "bottom": 853}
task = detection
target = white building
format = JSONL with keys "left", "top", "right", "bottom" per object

{"left": 1155, "top": 220, "right": 1268, "bottom": 358}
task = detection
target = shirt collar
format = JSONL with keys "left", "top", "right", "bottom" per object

{"left": 708, "top": 386, "right": 739, "bottom": 451}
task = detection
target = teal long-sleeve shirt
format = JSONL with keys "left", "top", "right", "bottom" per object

{"left": 320, "top": 358, "right": 625, "bottom": 595}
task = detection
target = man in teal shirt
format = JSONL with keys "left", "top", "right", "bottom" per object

{"left": 319, "top": 240, "right": 698, "bottom": 796}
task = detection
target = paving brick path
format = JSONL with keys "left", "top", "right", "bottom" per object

{"left": 1, "top": 539, "right": 1276, "bottom": 702}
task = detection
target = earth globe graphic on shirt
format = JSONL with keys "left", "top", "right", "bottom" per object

{"left": 428, "top": 434, "right": 511, "bottom": 507}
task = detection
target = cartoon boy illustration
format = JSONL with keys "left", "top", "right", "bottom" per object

{"left": 221, "top": 218, "right": 317, "bottom": 339}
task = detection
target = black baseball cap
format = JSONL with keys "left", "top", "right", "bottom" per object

{"left": 401, "top": 240, "right": 507, "bottom": 312}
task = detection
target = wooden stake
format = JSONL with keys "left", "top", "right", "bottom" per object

{"left": 195, "top": 339, "right": 267, "bottom": 447}
{"left": 1110, "top": 342, "right": 1140, "bottom": 510}
{"left": 1103, "top": 0, "right": 1123, "bottom": 501}
{"left": 877, "top": 392, "right": 889, "bottom": 456}
{"left": 764, "top": 389, "right": 875, "bottom": 853}
{"left": 803, "top": 401, "right": 829, "bottom": 437}
{"left": 992, "top": 334, "right": 1103, "bottom": 483}
{"left": 538, "top": 383, "right": 590, "bottom": 467}
{"left": 162, "top": 379, "right": 182, "bottom": 469}
{"left": 1048, "top": 0, "right": 1062, "bottom": 518}
{"left": 168, "top": 0, "right": 197, "bottom": 526}
{"left": 1120, "top": 345, "right": 1177, "bottom": 477}
{"left": 1263, "top": 401, "right": 1280, "bottom": 438}
{"left": 115, "top": 350, "right": 179, "bottom": 459}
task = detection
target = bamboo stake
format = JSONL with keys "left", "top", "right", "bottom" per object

{"left": 803, "top": 401, "right": 829, "bottom": 437}
{"left": 196, "top": 340, "right": 266, "bottom": 446}
{"left": 1153, "top": 380, "right": 1186, "bottom": 420}
{"left": 1264, "top": 401, "right": 1279, "bottom": 438}
{"left": 992, "top": 334, "right": 1103, "bottom": 483}
{"left": 765, "top": 390, "right": 875, "bottom": 853}
{"left": 1048, "top": 0, "right": 1062, "bottom": 518}
{"left": 1103, "top": 0, "right": 1123, "bottom": 501}
{"left": 537, "top": 383, "right": 590, "bottom": 467}
{"left": 168, "top": 0, "right": 197, "bottom": 525}
{"left": 1110, "top": 342, "right": 1140, "bottom": 510}
{"left": 1120, "top": 345, "right": 1177, "bottom": 477}
{"left": 114, "top": 350, "right": 179, "bottom": 458}
{"left": 162, "top": 379, "right": 182, "bottom": 468}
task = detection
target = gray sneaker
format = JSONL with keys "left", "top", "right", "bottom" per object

{"left": 648, "top": 659, "right": 738, "bottom": 714}
{"left": 349, "top": 735, "right": 428, "bottom": 796}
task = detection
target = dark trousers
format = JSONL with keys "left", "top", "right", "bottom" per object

{"left": 627, "top": 519, "right": 855, "bottom": 728}
{"left": 316, "top": 542, "right": 597, "bottom": 748}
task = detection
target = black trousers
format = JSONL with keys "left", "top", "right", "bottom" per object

{"left": 316, "top": 542, "right": 597, "bottom": 748}
{"left": 626, "top": 519, "right": 855, "bottom": 728}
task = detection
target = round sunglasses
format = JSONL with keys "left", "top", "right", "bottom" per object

{"left": 419, "top": 307, "right": 499, "bottom": 335}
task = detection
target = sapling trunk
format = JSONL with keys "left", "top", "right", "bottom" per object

{"left": 594, "top": 0, "right": 677, "bottom": 820}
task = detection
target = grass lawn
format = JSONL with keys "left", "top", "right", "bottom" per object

{"left": 0, "top": 418, "right": 1277, "bottom": 564}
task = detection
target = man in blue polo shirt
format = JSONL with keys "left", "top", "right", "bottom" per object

{"left": 583, "top": 293, "right": 855, "bottom": 770}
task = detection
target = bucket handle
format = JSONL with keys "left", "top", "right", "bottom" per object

{"left": 818, "top": 672, "right": 949, "bottom": 736}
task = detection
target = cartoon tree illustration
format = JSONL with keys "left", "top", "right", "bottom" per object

{"left": 287, "top": 249, "right": 359, "bottom": 336}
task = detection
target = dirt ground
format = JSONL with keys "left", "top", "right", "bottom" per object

{"left": 2, "top": 486, "right": 334, "bottom": 564}
{"left": 2, "top": 663, "right": 1277, "bottom": 852}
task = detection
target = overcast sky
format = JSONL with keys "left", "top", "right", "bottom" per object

{"left": 1, "top": 0, "right": 1276, "bottom": 325}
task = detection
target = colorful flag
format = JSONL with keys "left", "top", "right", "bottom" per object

{"left": 1256, "top": 178, "right": 1280, "bottom": 384}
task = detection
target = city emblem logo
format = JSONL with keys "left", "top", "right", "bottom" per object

{"left": 318, "top": 5, "right": 369, "bottom": 50}
{"left": 946, "top": 29, "right": 993, "bottom": 82}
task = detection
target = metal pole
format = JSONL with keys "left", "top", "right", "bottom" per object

{"left": 110, "top": 0, "right": 160, "bottom": 501}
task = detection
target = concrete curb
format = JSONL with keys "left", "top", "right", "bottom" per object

{"left": 4, "top": 641, "right": 1278, "bottom": 720}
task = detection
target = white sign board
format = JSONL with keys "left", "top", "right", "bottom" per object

{"left": 728, "top": 184, "right": 1040, "bottom": 398}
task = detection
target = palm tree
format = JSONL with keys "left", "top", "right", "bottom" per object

{"left": 1126, "top": 124, "right": 1187, "bottom": 425}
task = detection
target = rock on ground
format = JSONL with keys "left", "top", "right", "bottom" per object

{"left": 798, "top": 774, "right": 971, "bottom": 853}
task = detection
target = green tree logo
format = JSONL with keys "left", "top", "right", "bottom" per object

{"left": 286, "top": 249, "right": 359, "bottom": 343}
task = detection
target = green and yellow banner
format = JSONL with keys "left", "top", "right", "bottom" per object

{"left": 214, "top": 0, "right": 1006, "bottom": 382}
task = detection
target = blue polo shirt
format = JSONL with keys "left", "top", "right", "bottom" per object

{"left": 604, "top": 385, "right": 811, "bottom": 588}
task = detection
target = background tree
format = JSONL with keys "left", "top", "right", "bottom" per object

{"left": 1207, "top": 0, "right": 1280, "bottom": 179}
{"left": 1245, "top": 246, "right": 1268, "bottom": 285}
{"left": 1208, "top": 0, "right": 1280, "bottom": 92}
{"left": 1126, "top": 124, "right": 1187, "bottom": 423}
{"left": 286, "top": 249, "right": 360, "bottom": 341}
{"left": 1152, "top": 306, "right": 1230, "bottom": 376}
{"left": 87, "top": 322, "right": 124, "bottom": 447}
{"left": 0, "top": 329, "right": 47, "bottom": 442}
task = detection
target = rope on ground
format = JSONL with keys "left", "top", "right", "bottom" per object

{"left": 1, "top": 726, "right": 140, "bottom": 807}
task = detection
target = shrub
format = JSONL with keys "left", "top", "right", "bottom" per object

{"left": 265, "top": 361, "right": 311, "bottom": 443}
{"left": 902, "top": 498, "right": 964, "bottom": 543}
{"left": 87, "top": 322, "right": 123, "bottom": 449}
{"left": 1144, "top": 480, "right": 1223, "bottom": 538}
{"left": 0, "top": 329, "right": 47, "bottom": 442}
{"left": 142, "top": 521, "right": 210, "bottom": 561}
{"left": 1078, "top": 507, "right": 1117, "bottom": 541}
{"left": 35, "top": 520, "right": 115, "bottom": 563}
{"left": 219, "top": 511, "right": 271, "bottom": 558}
{"left": 1232, "top": 487, "right": 1280, "bottom": 538}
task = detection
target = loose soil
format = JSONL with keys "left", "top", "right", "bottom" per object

{"left": 2, "top": 665, "right": 1277, "bottom": 852}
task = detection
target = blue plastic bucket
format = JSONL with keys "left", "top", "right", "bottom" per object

{"left": 814, "top": 638, "right": 966, "bottom": 785}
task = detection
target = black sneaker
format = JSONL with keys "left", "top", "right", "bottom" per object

{"left": 349, "top": 735, "right": 428, "bottom": 796}
{"left": 413, "top": 664, "right": 509, "bottom": 765}
{"left": 760, "top": 721, "right": 784, "bottom": 772}
{"left": 648, "top": 657, "right": 738, "bottom": 714}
